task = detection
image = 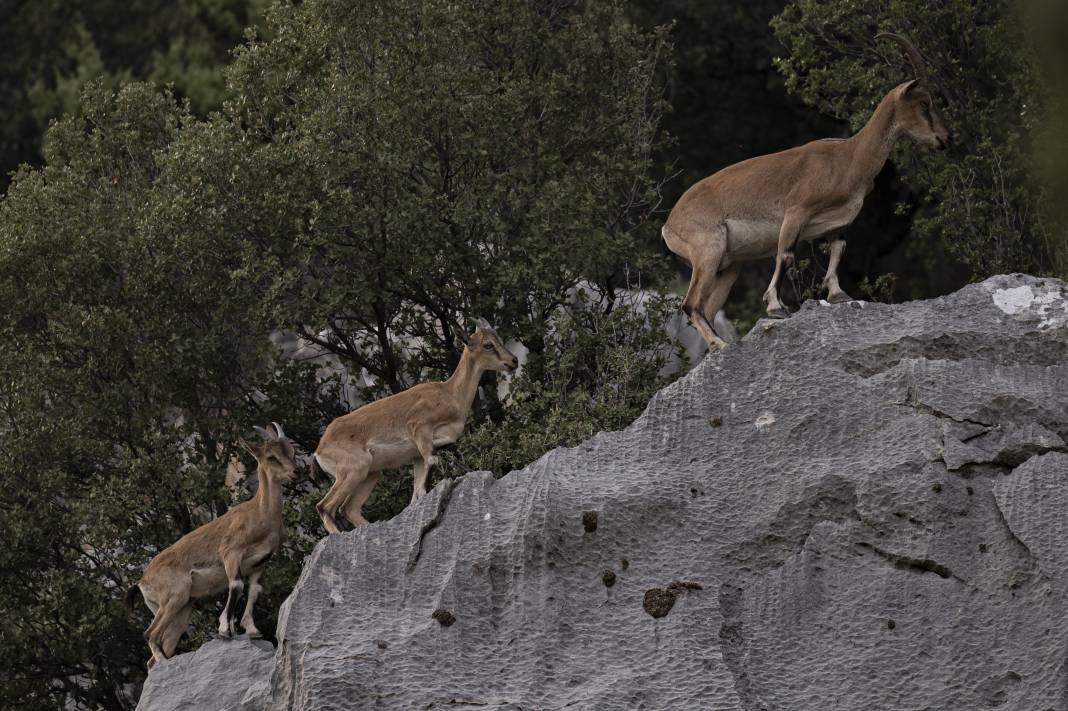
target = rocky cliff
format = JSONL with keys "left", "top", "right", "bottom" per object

{"left": 137, "top": 274, "right": 1068, "bottom": 710}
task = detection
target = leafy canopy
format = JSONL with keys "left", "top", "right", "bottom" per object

{"left": 0, "top": 1, "right": 674, "bottom": 708}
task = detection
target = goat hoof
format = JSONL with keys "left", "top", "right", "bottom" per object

{"left": 827, "top": 291, "right": 854, "bottom": 304}
{"left": 766, "top": 306, "right": 790, "bottom": 320}
{"left": 246, "top": 631, "right": 263, "bottom": 639}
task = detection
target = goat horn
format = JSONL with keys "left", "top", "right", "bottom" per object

{"left": 252, "top": 425, "right": 272, "bottom": 441}
{"left": 876, "top": 32, "right": 928, "bottom": 86}
{"left": 475, "top": 317, "right": 492, "bottom": 330}
{"left": 448, "top": 319, "right": 469, "bottom": 344}
{"left": 271, "top": 422, "right": 285, "bottom": 440}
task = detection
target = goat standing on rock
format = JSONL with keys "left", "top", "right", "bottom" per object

{"left": 662, "top": 33, "right": 951, "bottom": 350}
{"left": 126, "top": 423, "right": 295, "bottom": 669}
{"left": 313, "top": 319, "right": 518, "bottom": 534}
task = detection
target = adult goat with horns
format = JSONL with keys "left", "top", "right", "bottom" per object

{"left": 662, "top": 33, "right": 951, "bottom": 350}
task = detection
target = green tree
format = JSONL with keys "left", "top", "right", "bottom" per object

{"left": 0, "top": 1, "right": 676, "bottom": 707}
{"left": 0, "top": 0, "right": 269, "bottom": 191}
{"left": 219, "top": 0, "right": 673, "bottom": 398}
{"left": 771, "top": 0, "right": 1054, "bottom": 278}
{"left": 0, "top": 81, "right": 338, "bottom": 710}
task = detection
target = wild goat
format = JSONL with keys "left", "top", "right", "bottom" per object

{"left": 125, "top": 423, "right": 295, "bottom": 669}
{"left": 662, "top": 33, "right": 951, "bottom": 349}
{"left": 313, "top": 319, "right": 518, "bottom": 534}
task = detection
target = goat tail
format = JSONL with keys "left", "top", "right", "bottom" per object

{"left": 309, "top": 453, "right": 332, "bottom": 486}
{"left": 124, "top": 583, "right": 141, "bottom": 613}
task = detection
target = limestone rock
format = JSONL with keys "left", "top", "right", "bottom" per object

{"left": 138, "top": 274, "right": 1068, "bottom": 711}
{"left": 136, "top": 636, "right": 274, "bottom": 711}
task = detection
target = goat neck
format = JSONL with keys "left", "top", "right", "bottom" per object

{"left": 847, "top": 89, "right": 902, "bottom": 186}
{"left": 445, "top": 345, "right": 485, "bottom": 413}
{"left": 252, "top": 461, "right": 284, "bottom": 518}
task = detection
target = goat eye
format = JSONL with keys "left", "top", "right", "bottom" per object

{"left": 483, "top": 343, "right": 494, "bottom": 350}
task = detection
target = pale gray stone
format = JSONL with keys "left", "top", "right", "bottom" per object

{"left": 136, "top": 636, "right": 273, "bottom": 711}
{"left": 139, "top": 274, "right": 1068, "bottom": 711}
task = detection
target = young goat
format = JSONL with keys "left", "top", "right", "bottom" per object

{"left": 125, "top": 423, "right": 295, "bottom": 669}
{"left": 313, "top": 319, "right": 518, "bottom": 534}
{"left": 662, "top": 33, "right": 951, "bottom": 350}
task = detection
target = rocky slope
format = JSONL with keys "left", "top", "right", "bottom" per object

{"left": 138, "top": 274, "right": 1068, "bottom": 710}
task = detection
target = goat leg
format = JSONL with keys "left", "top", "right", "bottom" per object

{"left": 217, "top": 552, "right": 243, "bottom": 639}
{"left": 409, "top": 423, "right": 438, "bottom": 503}
{"left": 765, "top": 211, "right": 807, "bottom": 318}
{"left": 240, "top": 569, "right": 265, "bottom": 638}
{"left": 823, "top": 237, "right": 854, "bottom": 303}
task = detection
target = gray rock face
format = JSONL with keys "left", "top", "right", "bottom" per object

{"left": 136, "top": 636, "right": 274, "bottom": 711}
{"left": 140, "top": 274, "right": 1068, "bottom": 711}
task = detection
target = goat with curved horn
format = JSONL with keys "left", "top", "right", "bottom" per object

{"left": 662, "top": 33, "right": 951, "bottom": 349}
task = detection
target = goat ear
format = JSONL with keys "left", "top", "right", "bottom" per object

{"left": 446, "top": 319, "right": 471, "bottom": 347}
{"left": 238, "top": 438, "right": 259, "bottom": 458}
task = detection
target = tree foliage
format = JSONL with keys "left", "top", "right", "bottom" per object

{"left": 0, "top": 0, "right": 269, "bottom": 191}
{"left": 0, "top": 82, "right": 310, "bottom": 711}
{"left": 220, "top": 0, "right": 672, "bottom": 397}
